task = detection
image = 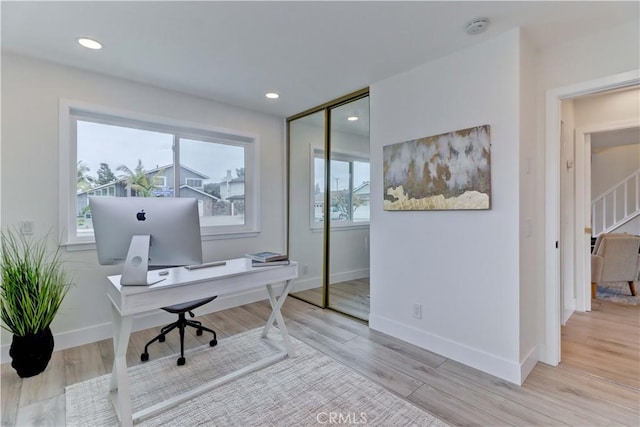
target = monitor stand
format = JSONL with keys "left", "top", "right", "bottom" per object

{"left": 120, "top": 235, "right": 165, "bottom": 286}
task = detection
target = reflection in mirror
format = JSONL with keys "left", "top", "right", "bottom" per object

{"left": 289, "top": 111, "right": 325, "bottom": 307}
{"left": 287, "top": 92, "right": 370, "bottom": 320}
{"left": 328, "top": 96, "right": 370, "bottom": 320}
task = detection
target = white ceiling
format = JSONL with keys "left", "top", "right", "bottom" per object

{"left": 2, "top": 1, "right": 638, "bottom": 118}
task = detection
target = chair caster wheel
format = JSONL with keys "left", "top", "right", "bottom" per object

{"left": 177, "top": 357, "right": 186, "bottom": 366}
{"left": 196, "top": 329, "right": 203, "bottom": 336}
{"left": 209, "top": 339, "right": 217, "bottom": 347}
{"left": 141, "top": 353, "right": 149, "bottom": 362}
{"left": 158, "top": 335, "right": 166, "bottom": 342}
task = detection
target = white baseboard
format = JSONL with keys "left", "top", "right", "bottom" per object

{"left": 562, "top": 298, "right": 577, "bottom": 324}
{"left": 291, "top": 276, "right": 322, "bottom": 293}
{"left": 291, "top": 268, "right": 369, "bottom": 293}
{"left": 1, "top": 284, "right": 282, "bottom": 365}
{"left": 369, "top": 313, "right": 526, "bottom": 385}
{"left": 537, "top": 342, "right": 558, "bottom": 367}
{"left": 332, "top": 268, "right": 369, "bottom": 284}
{"left": 519, "top": 345, "right": 539, "bottom": 383}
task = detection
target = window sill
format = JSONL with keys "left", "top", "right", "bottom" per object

{"left": 62, "top": 230, "right": 260, "bottom": 252}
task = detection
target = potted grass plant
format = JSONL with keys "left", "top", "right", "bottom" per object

{"left": 0, "top": 228, "right": 71, "bottom": 378}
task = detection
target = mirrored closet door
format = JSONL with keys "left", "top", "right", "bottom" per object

{"left": 287, "top": 90, "right": 370, "bottom": 321}
{"left": 327, "top": 97, "right": 370, "bottom": 320}
{"left": 288, "top": 110, "right": 325, "bottom": 307}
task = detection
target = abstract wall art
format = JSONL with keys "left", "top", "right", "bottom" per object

{"left": 383, "top": 125, "right": 491, "bottom": 211}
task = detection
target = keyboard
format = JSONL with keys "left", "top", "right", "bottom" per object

{"left": 184, "top": 261, "right": 227, "bottom": 270}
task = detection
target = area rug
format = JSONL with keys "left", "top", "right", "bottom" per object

{"left": 66, "top": 328, "right": 448, "bottom": 426}
{"left": 597, "top": 282, "right": 640, "bottom": 306}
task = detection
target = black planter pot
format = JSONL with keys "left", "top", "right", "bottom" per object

{"left": 9, "top": 327, "right": 54, "bottom": 378}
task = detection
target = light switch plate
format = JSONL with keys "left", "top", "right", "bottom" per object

{"left": 19, "top": 220, "right": 34, "bottom": 235}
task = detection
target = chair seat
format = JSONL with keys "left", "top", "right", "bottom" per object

{"left": 143, "top": 296, "right": 218, "bottom": 366}
{"left": 162, "top": 296, "right": 217, "bottom": 314}
{"left": 591, "top": 233, "right": 640, "bottom": 299}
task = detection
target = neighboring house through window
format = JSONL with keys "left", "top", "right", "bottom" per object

{"left": 186, "top": 177, "right": 203, "bottom": 189}
{"left": 312, "top": 148, "right": 370, "bottom": 226}
{"left": 60, "top": 100, "right": 259, "bottom": 246}
{"left": 153, "top": 175, "right": 166, "bottom": 188}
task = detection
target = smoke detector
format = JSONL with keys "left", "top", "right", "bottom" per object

{"left": 465, "top": 18, "right": 489, "bottom": 35}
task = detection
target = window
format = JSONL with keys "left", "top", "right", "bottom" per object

{"left": 186, "top": 178, "right": 203, "bottom": 189}
{"left": 60, "top": 100, "right": 258, "bottom": 246}
{"left": 312, "top": 149, "right": 370, "bottom": 227}
{"left": 153, "top": 176, "right": 167, "bottom": 188}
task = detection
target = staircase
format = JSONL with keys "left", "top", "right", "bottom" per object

{"left": 592, "top": 169, "right": 640, "bottom": 236}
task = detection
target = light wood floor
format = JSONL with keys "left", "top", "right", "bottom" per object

{"left": 2, "top": 297, "right": 638, "bottom": 426}
{"left": 293, "top": 278, "right": 370, "bottom": 320}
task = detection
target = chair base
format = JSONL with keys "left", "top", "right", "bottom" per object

{"left": 141, "top": 312, "right": 217, "bottom": 366}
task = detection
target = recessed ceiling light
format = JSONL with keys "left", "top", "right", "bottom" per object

{"left": 77, "top": 37, "right": 102, "bottom": 50}
{"left": 265, "top": 92, "right": 280, "bottom": 99}
{"left": 347, "top": 116, "right": 359, "bottom": 121}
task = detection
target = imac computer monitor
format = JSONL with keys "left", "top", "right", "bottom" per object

{"left": 90, "top": 197, "right": 203, "bottom": 286}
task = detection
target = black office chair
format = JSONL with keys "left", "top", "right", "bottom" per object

{"left": 141, "top": 296, "right": 218, "bottom": 366}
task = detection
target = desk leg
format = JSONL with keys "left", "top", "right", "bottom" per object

{"left": 263, "top": 280, "right": 295, "bottom": 356}
{"left": 109, "top": 305, "right": 134, "bottom": 426}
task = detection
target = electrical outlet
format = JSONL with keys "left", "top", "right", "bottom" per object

{"left": 302, "top": 264, "right": 309, "bottom": 275}
{"left": 412, "top": 303, "right": 422, "bottom": 319}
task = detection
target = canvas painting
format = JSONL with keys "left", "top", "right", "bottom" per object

{"left": 383, "top": 125, "right": 491, "bottom": 210}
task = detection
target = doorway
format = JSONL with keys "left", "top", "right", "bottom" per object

{"left": 287, "top": 90, "right": 371, "bottom": 321}
{"left": 544, "top": 70, "right": 640, "bottom": 366}
{"left": 573, "top": 119, "right": 639, "bottom": 314}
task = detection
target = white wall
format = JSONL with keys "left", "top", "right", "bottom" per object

{"left": 574, "top": 87, "right": 640, "bottom": 128}
{"left": 370, "top": 29, "right": 524, "bottom": 383}
{"left": 591, "top": 145, "right": 640, "bottom": 198}
{"left": 518, "top": 32, "right": 538, "bottom": 379}
{"left": 613, "top": 215, "right": 640, "bottom": 235}
{"left": 592, "top": 145, "right": 640, "bottom": 235}
{"left": 1, "top": 53, "right": 286, "bottom": 361}
{"left": 536, "top": 21, "right": 640, "bottom": 92}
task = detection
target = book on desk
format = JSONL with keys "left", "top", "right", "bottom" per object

{"left": 246, "top": 251, "right": 288, "bottom": 263}
{"left": 250, "top": 259, "right": 290, "bottom": 267}
{"left": 246, "top": 251, "right": 289, "bottom": 267}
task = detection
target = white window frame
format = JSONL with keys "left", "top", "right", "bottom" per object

{"left": 153, "top": 176, "right": 167, "bottom": 188}
{"left": 59, "top": 99, "right": 260, "bottom": 248}
{"left": 310, "top": 147, "right": 370, "bottom": 230}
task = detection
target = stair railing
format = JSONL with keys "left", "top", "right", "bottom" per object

{"left": 591, "top": 169, "right": 640, "bottom": 236}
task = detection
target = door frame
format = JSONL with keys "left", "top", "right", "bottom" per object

{"left": 573, "top": 129, "right": 592, "bottom": 314}
{"left": 560, "top": 118, "right": 576, "bottom": 325}
{"left": 544, "top": 69, "right": 639, "bottom": 366}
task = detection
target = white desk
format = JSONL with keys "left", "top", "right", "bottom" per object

{"left": 106, "top": 258, "right": 298, "bottom": 426}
